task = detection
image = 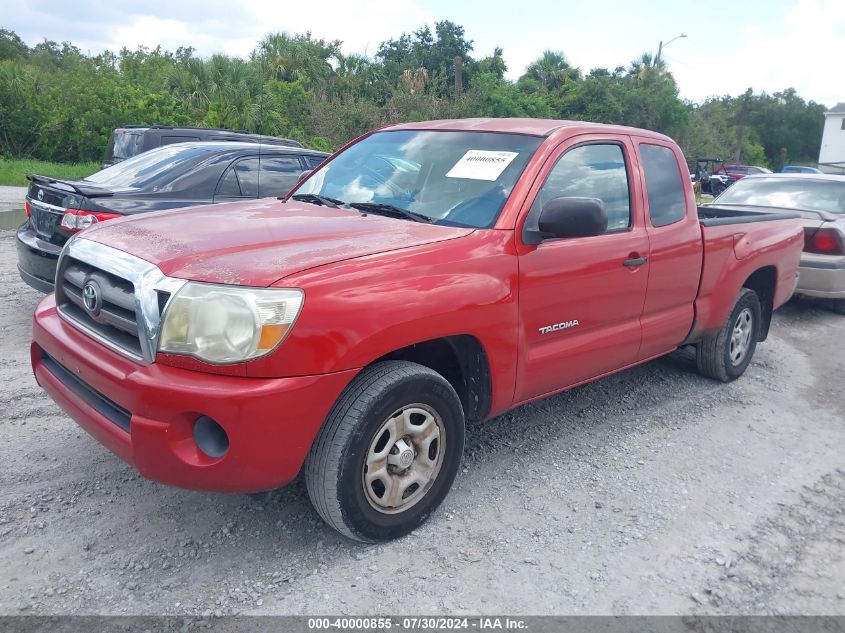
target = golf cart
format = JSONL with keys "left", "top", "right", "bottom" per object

{"left": 692, "top": 157, "right": 733, "bottom": 196}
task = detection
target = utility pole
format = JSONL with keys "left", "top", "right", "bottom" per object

{"left": 454, "top": 56, "right": 463, "bottom": 99}
{"left": 654, "top": 33, "right": 687, "bottom": 67}
{"left": 734, "top": 103, "right": 748, "bottom": 163}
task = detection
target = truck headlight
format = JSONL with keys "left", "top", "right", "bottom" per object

{"left": 158, "top": 283, "right": 304, "bottom": 364}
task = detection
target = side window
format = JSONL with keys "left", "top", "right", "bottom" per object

{"left": 639, "top": 143, "right": 687, "bottom": 227}
{"left": 234, "top": 159, "right": 260, "bottom": 197}
{"left": 258, "top": 156, "right": 305, "bottom": 196}
{"left": 215, "top": 165, "right": 241, "bottom": 197}
{"left": 534, "top": 144, "right": 631, "bottom": 232}
{"left": 161, "top": 135, "right": 200, "bottom": 146}
{"left": 305, "top": 155, "right": 325, "bottom": 170}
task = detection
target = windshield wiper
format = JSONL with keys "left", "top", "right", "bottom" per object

{"left": 289, "top": 193, "right": 344, "bottom": 208}
{"left": 349, "top": 202, "right": 433, "bottom": 223}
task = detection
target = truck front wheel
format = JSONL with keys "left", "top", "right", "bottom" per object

{"left": 696, "top": 288, "right": 762, "bottom": 382}
{"left": 305, "top": 361, "right": 465, "bottom": 542}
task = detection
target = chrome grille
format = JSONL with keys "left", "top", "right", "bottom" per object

{"left": 58, "top": 257, "right": 143, "bottom": 358}
{"left": 55, "top": 238, "right": 187, "bottom": 364}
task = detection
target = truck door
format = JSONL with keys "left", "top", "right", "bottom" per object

{"left": 514, "top": 136, "right": 650, "bottom": 402}
{"left": 634, "top": 140, "right": 703, "bottom": 360}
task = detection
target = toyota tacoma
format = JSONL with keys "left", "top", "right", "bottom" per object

{"left": 31, "top": 118, "right": 803, "bottom": 542}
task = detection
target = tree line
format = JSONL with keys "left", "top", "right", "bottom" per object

{"left": 0, "top": 23, "right": 826, "bottom": 169}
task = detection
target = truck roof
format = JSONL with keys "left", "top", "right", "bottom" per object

{"left": 384, "top": 117, "right": 675, "bottom": 142}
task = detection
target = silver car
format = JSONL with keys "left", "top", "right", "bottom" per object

{"left": 711, "top": 174, "right": 845, "bottom": 313}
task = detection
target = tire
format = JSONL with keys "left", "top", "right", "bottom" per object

{"left": 305, "top": 361, "right": 465, "bottom": 542}
{"left": 696, "top": 288, "right": 762, "bottom": 382}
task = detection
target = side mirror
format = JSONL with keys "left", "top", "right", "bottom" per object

{"left": 536, "top": 196, "right": 608, "bottom": 240}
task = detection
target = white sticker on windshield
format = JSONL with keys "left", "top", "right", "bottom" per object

{"left": 446, "top": 150, "right": 519, "bottom": 181}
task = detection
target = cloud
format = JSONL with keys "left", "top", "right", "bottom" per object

{"left": 4, "top": 0, "right": 842, "bottom": 107}
{"left": 8, "top": 0, "right": 434, "bottom": 59}
{"left": 239, "top": 0, "right": 435, "bottom": 57}
{"left": 10, "top": 0, "right": 254, "bottom": 54}
{"left": 669, "top": 0, "right": 844, "bottom": 105}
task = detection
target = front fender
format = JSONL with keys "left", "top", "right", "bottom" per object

{"left": 246, "top": 230, "right": 520, "bottom": 417}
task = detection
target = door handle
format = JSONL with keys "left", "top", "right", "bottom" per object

{"left": 623, "top": 256, "right": 648, "bottom": 267}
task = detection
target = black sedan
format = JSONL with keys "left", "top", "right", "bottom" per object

{"left": 17, "top": 142, "right": 329, "bottom": 292}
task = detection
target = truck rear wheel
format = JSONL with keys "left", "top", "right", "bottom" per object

{"left": 696, "top": 288, "right": 761, "bottom": 382}
{"left": 305, "top": 361, "right": 465, "bottom": 542}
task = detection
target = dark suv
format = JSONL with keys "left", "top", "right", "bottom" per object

{"left": 18, "top": 141, "right": 328, "bottom": 292}
{"left": 103, "top": 126, "right": 302, "bottom": 167}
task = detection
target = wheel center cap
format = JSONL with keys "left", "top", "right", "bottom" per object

{"left": 398, "top": 449, "right": 414, "bottom": 468}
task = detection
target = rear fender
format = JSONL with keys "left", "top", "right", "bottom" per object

{"left": 692, "top": 220, "right": 802, "bottom": 341}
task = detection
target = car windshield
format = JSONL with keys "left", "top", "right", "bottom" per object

{"left": 716, "top": 177, "right": 845, "bottom": 214}
{"left": 295, "top": 130, "right": 543, "bottom": 228}
{"left": 85, "top": 143, "right": 218, "bottom": 189}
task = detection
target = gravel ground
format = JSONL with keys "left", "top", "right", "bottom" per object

{"left": 0, "top": 227, "right": 843, "bottom": 616}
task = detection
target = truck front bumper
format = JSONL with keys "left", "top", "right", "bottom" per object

{"left": 32, "top": 294, "right": 359, "bottom": 493}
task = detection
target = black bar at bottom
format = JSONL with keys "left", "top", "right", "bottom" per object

{"left": 0, "top": 616, "right": 842, "bottom": 633}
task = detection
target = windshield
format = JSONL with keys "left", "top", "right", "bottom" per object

{"left": 111, "top": 131, "right": 144, "bottom": 160}
{"left": 85, "top": 143, "right": 218, "bottom": 189}
{"left": 295, "top": 130, "right": 543, "bottom": 228}
{"left": 716, "top": 177, "right": 845, "bottom": 214}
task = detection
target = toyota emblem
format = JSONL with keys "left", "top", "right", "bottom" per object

{"left": 82, "top": 280, "right": 102, "bottom": 316}
{"left": 37, "top": 189, "right": 44, "bottom": 201}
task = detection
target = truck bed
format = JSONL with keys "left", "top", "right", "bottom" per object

{"left": 692, "top": 204, "right": 804, "bottom": 340}
{"left": 698, "top": 204, "right": 800, "bottom": 226}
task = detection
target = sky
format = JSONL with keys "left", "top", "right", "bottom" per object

{"left": 3, "top": 0, "right": 843, "bottom": 107}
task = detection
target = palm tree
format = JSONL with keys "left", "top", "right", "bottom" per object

{"left": 166, "top": 54, "right": 265, "bottom": 131}
{"left": 524, "top": 50, "right": 580, "bottom": 91}
{"left": 628, "top": 53, "right": 663, "bottom": 80}
{"left": 335, "top": 52, "right": 372, "bottom": 78}
{"left": 166, "top": 57, "right": 211, "bottom": 111}
{"left": 255, "top": 33, "right": 338, "bottom": 85}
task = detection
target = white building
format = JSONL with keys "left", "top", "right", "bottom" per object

{"left": 819, "top": 102, "right": 845, "bottom": 174}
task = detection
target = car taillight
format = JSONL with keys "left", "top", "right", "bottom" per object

{"left": 60, "top": 209, "right": 122, "bottom": 232}
{"left": 24, "top": 199, "right": 31, "bottom": 217}
{"left": 804, "top": 228, "right": 845, "bottom": 255}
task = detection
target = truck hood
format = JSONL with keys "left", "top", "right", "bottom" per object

{"left": 80, "top": 198, "right": 474, "bottom": 286}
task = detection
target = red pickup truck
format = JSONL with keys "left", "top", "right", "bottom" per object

{"left": 31, "top": 119, "right": 803, "bottom": 542}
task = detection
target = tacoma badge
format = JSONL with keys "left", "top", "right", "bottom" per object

{"left": 539, "top": 320, "right": 580, "bottom": 335}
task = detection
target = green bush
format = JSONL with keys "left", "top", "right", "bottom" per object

{"left": 0, "top": 27, "right": 825, "bottom": 168}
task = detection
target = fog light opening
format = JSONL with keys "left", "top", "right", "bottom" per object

{"left": 193, "top": 416, "right": 229, "bottom": 458}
